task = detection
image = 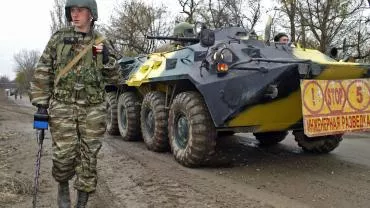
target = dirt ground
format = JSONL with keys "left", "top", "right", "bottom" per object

{"left": 1, "top": 90, "right": 370, "bottom": 208}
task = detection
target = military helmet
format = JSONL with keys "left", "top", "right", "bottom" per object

{"left": 173, "top": 22, "right": 194, "bottom": 37}
{"left": 65, "top": 0, "right": 98, "bottom": 22}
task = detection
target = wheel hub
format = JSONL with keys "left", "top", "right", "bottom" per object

{"left": 175, "top": 115, "right": 189, "bottom": 149}
{"left": 120, "top": 106, "right": 127, "bottom": 130}
{"left": 146, "top": 110, "right": 155, "bottom": 136}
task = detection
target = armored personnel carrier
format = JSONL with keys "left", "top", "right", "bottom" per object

{"left": 105, "top": 26, "right": 370, "bottom": 167}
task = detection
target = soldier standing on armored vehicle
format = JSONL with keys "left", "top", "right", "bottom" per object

{"left": 173, "top": 22, "right": 196, "bottom": 46}
{"left": 155, "top": 22, "right": 196, "bottom": 52}
{"left": 30, "top": 0, "right": 118, "bottom": 207}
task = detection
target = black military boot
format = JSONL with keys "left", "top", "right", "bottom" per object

{"left": 75, "top": 190, "right": 89, "bottom": 208}
{"left": 57, "top": 182, "right": 71, "bottom": 208}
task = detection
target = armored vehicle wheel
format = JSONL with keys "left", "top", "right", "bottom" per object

{"left": 293, "top": 131, "right": 342, "bottom": 153}
{"left": 117, "top": 92, "right": 141, "bottom": 141}
{"left": 140, "top": 92, "right": 169, "bottom": 152}
{"left": 254, "top": 131, "right": 288, "bottom": 146}
{"left": 106, "top": 92, "right": 119, "bottom": 135}
{"left": 168, "top": 92, "right": 216, "bottom": 167}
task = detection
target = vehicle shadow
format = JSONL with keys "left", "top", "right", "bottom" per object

{"left": 205, "top": 132, "right": 339, "bottom": 169}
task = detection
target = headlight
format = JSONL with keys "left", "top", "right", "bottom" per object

{"left": 213, "top": 48, "right": 233, "bottom": 63}
{"left": 217, "top": 63, "right": 229, "bottom": 72}
{"left": 213, "top": 48, "right": 234, "bottom": 73}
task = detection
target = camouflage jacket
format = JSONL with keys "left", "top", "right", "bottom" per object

{"left": 30, "top": 26, "right": 119, "bottom": 107}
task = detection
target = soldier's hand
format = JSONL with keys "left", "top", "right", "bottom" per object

{"left": 93, "top": 43, "right": 110, "bottom": 64}
{"left": 93, "top": 43, "right": 104, "bottom": 53}
{"left": 34, "top": 105, "right": 49, "bottom": 130}
{"left": 36, "top": 106, "right": 48, "bottom": 115}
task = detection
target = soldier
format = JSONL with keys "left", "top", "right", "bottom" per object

{"left": 155, "top": 22, "right": 195, "bottom": 52}
{"left": 30, "top": 0, "right": 118, "bottom": 207}
{"left": 14, "top": 88, "right": 18, "bottom": 100}
{"left": 274, "top": 33, "right": 289, "bottom": 44}
{"left": 172, "top": 22, "right": 196, "bottom": 46}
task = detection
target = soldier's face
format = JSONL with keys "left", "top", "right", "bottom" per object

{"left": 279, "top": 36, "right": 289, "bottom": 44}
{"left": 70, "top": 7, "right": 92, "bottom": 32}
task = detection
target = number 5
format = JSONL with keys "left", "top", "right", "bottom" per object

{"left": 357, "top": 86, "right": 363, "bottom": 103}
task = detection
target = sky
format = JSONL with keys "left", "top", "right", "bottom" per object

{"left": 0, "top": 0, "right": 181, "bottom": 80}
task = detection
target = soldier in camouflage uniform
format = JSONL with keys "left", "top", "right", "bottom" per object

{"left": 155, "top": 22, "right": 195, "bottom": 52}
{"left": 30, "top": 0, "right": 118, "bottom": 207}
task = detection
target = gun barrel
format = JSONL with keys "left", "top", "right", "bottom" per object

{"left": 146, "top": 35, "right": 199, "bottom": 43}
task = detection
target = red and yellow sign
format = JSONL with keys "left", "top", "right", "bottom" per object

{"left": 301, "top": 79, "right": 370, "bottom": 137}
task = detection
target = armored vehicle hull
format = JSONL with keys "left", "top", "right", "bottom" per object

{"left": 106, "top": 27, "right": 370, "bottom": 167}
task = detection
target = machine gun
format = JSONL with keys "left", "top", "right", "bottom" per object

{"left": 146, "top": 28, "right": 215, "bottom": 48}
{"left": 146, "top": 35, "right": 200, "bottom": 43}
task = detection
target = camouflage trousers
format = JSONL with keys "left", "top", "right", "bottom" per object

{"left": 48, "top": 99, "right": 106, "bottom": 193}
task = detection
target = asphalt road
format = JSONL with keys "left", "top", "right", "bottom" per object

{"left": 251, "top": 132, "right": 370, "bottom": 168}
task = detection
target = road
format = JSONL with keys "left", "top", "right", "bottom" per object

{"left": 1, "top": 90, "right": 370, "bottom": 208}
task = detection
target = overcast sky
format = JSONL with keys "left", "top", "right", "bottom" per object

{"left": 0, "top": 0, "right": 181, "bottom": 80}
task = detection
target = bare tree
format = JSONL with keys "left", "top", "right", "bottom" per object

{"left": 0, "top": 75, "right": 10, "bottom": 83}
{"left": 104, "top": 0, "right": 171, "bottom": 55}
{"left": 225, "top": 0, "right": 243, "bottom": 26}
{"left": 344, "top": 18, "right": 370, "bottom": 62}
{"left": 50, "top": 0, "right": 68, "bottom": 34}
{"left": 178, "top": 0, "right": 204, "bottom": 23}
{"left": 192, "top": 0, "right": 262, "bottom": 30}
{"left": 273, "top": 0, "right": 369, "bottom": 61}
{"left": 278, "top": 0, "right": 298, "bottom": 42}
{"left": 204, "top": 0, "right": 232, "bottom": 28}
{"left": 0, "top": 75, "right": 12, "bottom": 90}
{"left": 243, "top": 0, "right": 262, "bottom": 30}
{"left": 13, "top": 50, "right": 40, "bottom": 91}
{"left": 297, "top": 0, "right": 366, "bottom": 52}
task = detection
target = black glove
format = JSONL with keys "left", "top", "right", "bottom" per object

{"left": 102, "top": 45, "right": 110, "bottom": 65}
{"left": 34, "top": 105, "right": 49, "bottom": 129}
{"left": 36, "top": 105, "right": 48, "bottom": 115}
{"left": 35, "top": 105, "right": 49, "bottom": 122}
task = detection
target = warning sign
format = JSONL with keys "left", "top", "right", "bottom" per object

{"left": 301, "top": 79, "right": 370, "bottom": 137}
